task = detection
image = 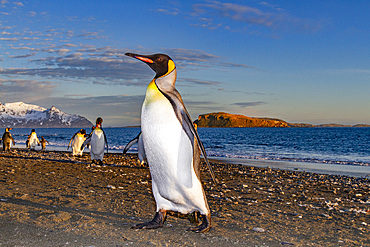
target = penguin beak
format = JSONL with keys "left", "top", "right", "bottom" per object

{"left": 125, "top": 53, "right": 154, "bottom": 64}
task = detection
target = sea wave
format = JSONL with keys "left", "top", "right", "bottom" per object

{"left": 8, "top": 127, "right": 370, "bottom": 169}
{"left": 206, "top": 151, "right": 370, "bottom": 167}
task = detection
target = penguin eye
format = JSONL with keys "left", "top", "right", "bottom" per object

{"left": 156, "top": 57, "right": 162, "bottom": 63}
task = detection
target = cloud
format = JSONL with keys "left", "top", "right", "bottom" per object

{"left": 156, "top": 8, "right": 178, "bottom": 16}
{"left": 0, "top": 1, "right": 23, "bottom": 8}
{"left": 0, "top": 45, "right": 256, "bottom": 87}
{"left": 164, "top": 48, "right": 257, "bottom": 70}
{"left": 190, "top": 1, "right": 322, "bottom": 33}
{"left": 64, "top": 43, "right": 78, "bottom": 47}
{"left": 31, "top": 93, "right": 220, "bottom": 126}
{"left": 325, "top": 68, "right": 370, "bottom": 75}
{"left": 9, "top": 52, "right": 36, "bottom": 58}
{"left": 33, "top": 94, "right": 145, "bottom": 126}
{"left": 11, "top": 46, "right": 39, "bottom": 51}
{"left": 231, "top": 101, "right": 267, "bottom": 107}
{"left": 0, "top": 78, "right": 57, "bottom": 102}
{"left": 181, "top": 99, "right": 221, "bottom": 118}
{"left": 179, "top": 77, "right": 222, "bottom": 86}
{"left": 27, "top": 10, "right": 36, "bottom": 17}
{"left": 0, "top": 37, "right": 17, "bottom": 41}
{"left": 166, "top": 48, "right": 219, "bottom": 63}
{"left": 13, "top": 2, "right": 24, "bottom": 7}
{"left": 76, "top": 31, "right": 104, "bottom": 40}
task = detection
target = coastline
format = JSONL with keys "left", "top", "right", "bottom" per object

{"left": 0, "top": 149, "right": 369, "bottom": 246}
{"left": 210, "top": 157, "right": 370, "bottom": 178}
{"left": 11, "top": 144, "right": 370, "bottom": 178}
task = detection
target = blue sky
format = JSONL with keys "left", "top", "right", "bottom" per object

{"left": 0, "top": 0, "right": 369, "bottom": 126}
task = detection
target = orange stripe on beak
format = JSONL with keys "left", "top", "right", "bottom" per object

{"left": 136, "top": 56, "right": 154, "bottom": 64}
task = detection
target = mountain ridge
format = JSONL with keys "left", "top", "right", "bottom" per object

{"left": 0, "top": 102, "right": 93, "bottom": 128}
{"left": 194, "top": 112, "right": 370, "bottom": 128}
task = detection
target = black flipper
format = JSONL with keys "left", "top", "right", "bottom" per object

{"left": 155, "top": 82, "right": 218, "bottom": 184}
{"left": 67, "top": 132, "right": 78, "bottom": 150}
{"left": 81, "top": 134, "right": 92, "bottom": 151}
{"left": 123, "top": 132, "right": 141, "bottom": 154}
{"left": 102, "top": 128, "right": 109, "bottom": 153}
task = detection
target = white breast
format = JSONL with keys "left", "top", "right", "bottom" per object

{"left": 72, "top": 135, "right": 86, "bottom": 155}
{"left": 141, "top": 75, "right": 208, "bottom": 215}
{"left": 91, "top": 129, "right": 105, "bottom": 154}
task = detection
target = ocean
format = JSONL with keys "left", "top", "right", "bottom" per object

{"left": 7, "top": 127, "right": 370, "bottom": 176}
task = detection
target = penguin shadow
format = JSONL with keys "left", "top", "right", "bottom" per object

{"left": 1, "top": 196, "right": 132, "bottom": 226}
{"left": 1, "top": 150, "right": 91, "bottom": 165}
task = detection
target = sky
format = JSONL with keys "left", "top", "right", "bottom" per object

{"left": 0, "top": 0, "right": 369, "bottom": 126}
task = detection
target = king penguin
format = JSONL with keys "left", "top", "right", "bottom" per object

{"left": 68, "top": 129, "right": 86, "bottom": 156}
{"left": 28, "top": 129, "right": 40, "bottom": 150}
{"left": 125, "top": 53, "right": 217, "bottom": 233}
{"left": 2, "top": 128, "right": 15, "bottom": 152}
{"left": 82, "top": 117, "right": 108, "bottom": 165}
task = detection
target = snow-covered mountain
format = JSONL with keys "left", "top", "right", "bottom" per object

{"left": 0, "top": 102, "right": 93, "bottom": 128}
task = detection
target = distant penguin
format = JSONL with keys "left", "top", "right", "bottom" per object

{"left": 81, "top": 117, "right": 108, "bottom": 165}
{"left": 125, "top": 52, "right": 217, "bottom": 233}
{"left": 28, "top": 129, "right": 40, "bottom": 150}
{"left": 40, "top": 136, "right": 49, "bottom": 150}
{"left": 123, "top": 132, "right": 146, "bottom": 164}
{"left": 2, "top": 128, "right": 15, "bottom": 152}
{"left": 68, "top": 129, "right": 86, "bottom": 156}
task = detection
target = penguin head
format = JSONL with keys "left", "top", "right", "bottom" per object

{"left": 125, "top": 53, "right": 175, "bottom": 78}
{"left": 96, "top": 117, "right": 102, "bottom": 123}
{"left": 96, "top": 117, "right": 103, "bottom": 127}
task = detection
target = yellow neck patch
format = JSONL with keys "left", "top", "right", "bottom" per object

{"left": 144, "top": 60, "right": 175, "bottom": 105}
{"left": 162, "top": 60, "right": 175, "bottom": 77}
{"left": 145, "top": 79, "right": 163, "bottom": 104}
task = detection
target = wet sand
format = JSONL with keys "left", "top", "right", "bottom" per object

{"left": 211, "top": 157, "right": 370, "bottom": 178}
{"left": 0, "top": 149, "right": 369, "bottom": 246}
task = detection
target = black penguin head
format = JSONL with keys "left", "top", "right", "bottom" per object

{"left": 125, "top": 53, "right": 175, "bottom": 78}
{"left": 96, "top": 117, "right": 103, "bottom": 125}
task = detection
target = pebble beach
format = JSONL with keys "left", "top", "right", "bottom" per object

{"left": 0, "top": 149, "right": 369, "bottom": 246}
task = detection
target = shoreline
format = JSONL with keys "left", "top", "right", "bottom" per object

{"left": 0, "top": 149, "right": 369, "bottom": 246}
{"left": 210, "top": 157, "right": 370, "bottom": 178}
{"left": 11, "top": 145, "right": 370, "bottom": 178}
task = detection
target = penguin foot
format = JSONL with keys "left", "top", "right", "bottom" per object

{"left": 187, "top": 214, "right": 211, "bottom": 233}
{"left": 132, "top": 210, "right": 167, "bottom": 230}
{"left": 188, "top": 211, "right": 200, "bottom": 224}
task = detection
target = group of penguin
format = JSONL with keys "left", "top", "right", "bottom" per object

{"left": 67, "top": 117, "right": 109, "bottom": 166}
{"left": 1, "top": 53, "right": 216, "bottom": 233}
{"left": 0, "top": 128, "right": 47, "bottom": 151}
{"left": 1, "top": 117, "right": 109, "bottom": 166}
